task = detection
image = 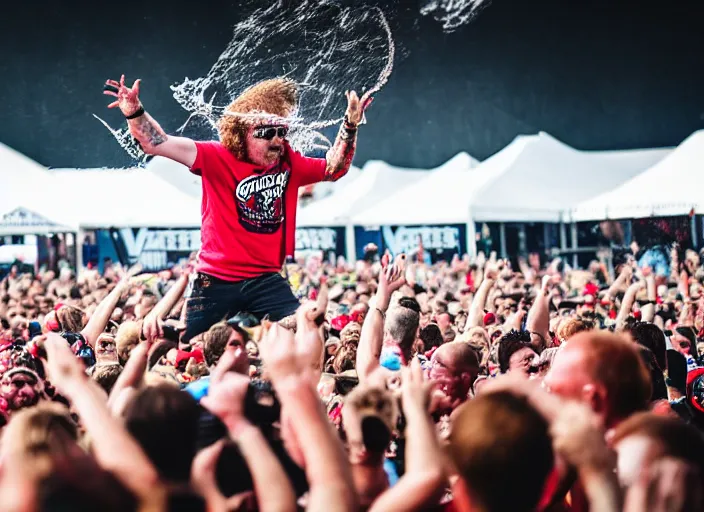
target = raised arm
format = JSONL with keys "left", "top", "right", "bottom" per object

{"left": 466, "top": 263, "right": 498, "bottom": 331}
{"left": 104, "top": 75, "right": 197, "bottom": 167}
{"left": 142, "top": 271, "right": 190, "bottom": 342}
{"left": 107, "top": 340, "right": 151, "bottom": 411}
{"left": 81, "top": 277, "right": 129, "bottom": 347}
{"left": 200, "top": 358, "right": 296, "bottom": 512}
{"left": 526, "top": 276, "right": 552, "bottom": 350}
{"left": 369, "top": 359, "right": 446, "bottom": 511}
{"left": 616, "top": 280, "right": 645, "bottom": 328}
{"left": 44, "top": 333, "right": 160, "bottom": 500}
{"left": 640, "top": 272, "right": 657, "bottom": 323}
{"left": 261, "top": 324, "right": 357, "bottom": 511}
{"left": 323, "top": 90, "right": 372, "bottom": 181}
{"left": 357, "top": 257, "right": 406, "bottom": 383}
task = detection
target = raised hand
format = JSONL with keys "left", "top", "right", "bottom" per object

{"left": 400, "top": 358, "right": 434, "bottom": 416}
{"left": 202, "top": 370, "right": 251, "bottom": 436}
{"left": 43, "top": 332, "right": 87, "bottom": 394}
{"left": 550, "top": 402, "right": 614, "bottom": 474}
{"left": 624, "top": 457, "right": 703, "bottom": 512}
{"left": 377, "top": 254, "right": 407, "bottom": 310}
{"left": 104, "top": 74, "right": 142, "bottom": 117}
{"left": 141, "top": 314, "right": 164, "bottom": 343}
{"left": 297, "top": 284, "right": 328, "bottom": 364}
{"left": 345, "top": 89, "right": 374, "bottom": 126}
{"left": 259, "top": 323, "right": 302, "bottom": 383}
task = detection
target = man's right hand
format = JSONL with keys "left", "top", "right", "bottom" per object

{"left": 104, "top": 75, "right": 142, "bottom": 117}
{"left": 377, "top": 254, "right": 406, "bottom": 311}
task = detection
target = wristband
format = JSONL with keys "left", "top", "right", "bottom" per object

{"left": 125, "top": 107, "right": 145, "bottom": 120}
{"left": 375, "top": 307, "right": 386, "bottom": 321}
{"left": 343, "top": 115, "right": 358, "bottom": 131}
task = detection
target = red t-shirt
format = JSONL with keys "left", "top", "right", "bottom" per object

{"left": 189, "top": 141, "right": 326, "bottom": 281}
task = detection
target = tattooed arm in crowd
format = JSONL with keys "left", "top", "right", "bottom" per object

{"left": 104, "top": 75, "right": 198, "bottom": 167}
{"left": 323, "top": 90, "right": 373, "bottom": 181}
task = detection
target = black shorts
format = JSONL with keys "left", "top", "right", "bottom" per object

{"left": 183, "top": 272, "right": 299, "bottom": 343}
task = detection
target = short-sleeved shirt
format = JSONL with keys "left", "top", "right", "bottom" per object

{"left": 190, "top": 141, "right": 326, "bottom": 281}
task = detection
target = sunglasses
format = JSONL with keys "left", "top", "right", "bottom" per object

{"left": 253, "top": 126, "right": 288, "bottom": 140}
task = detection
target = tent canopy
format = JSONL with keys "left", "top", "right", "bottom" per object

{"left": 0, "top": 143, "right": 81, "bottom": 234}
{"left": 350, "top": 151, "right": 481, "bottom": 226}
{"left": 297, "top": 160, "right": 429, "bottom": 227}
{"left": 572, "top": 130, "right": 704, "bottom": 221}
{"left": 470, "top": 133, "right": 670, "bottom": 223}
{"left": 146, "top": 156, "right": 201, "bottom": 198}
{"left": 48, "top": 168, "right": 202, "bottom": 229}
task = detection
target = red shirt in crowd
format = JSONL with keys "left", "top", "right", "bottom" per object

{"left": 190, "top": 141, "right": 326, "bottom": 281}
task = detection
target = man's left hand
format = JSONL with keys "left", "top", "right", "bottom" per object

{"left": 345, "top": 90, "right": 374, "bottom": 126}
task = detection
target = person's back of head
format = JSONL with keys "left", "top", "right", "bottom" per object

{"left": 92, "top": 363, "right": 123, "bottom": 395}
{"left": 449, "top": 391, "right": 553, "bottom": 512}
{"left": 611, "top": 412, "right": 704, "bottom": 487}
{"left": 116, "top": 321, "right": 141, "bottom": 365}
{"left": 570, "top": 331, "right": 652, "bottom": 425}
{"left": 123, "top": 384, "right": 202, "bottom": 484}
{"left": 419, "top": 323, "right": 444, "bottom": 351}
{"left": 1, "top": 402, "right": 78, "bottom": 478}
{"left": 385, "top": 301, "right": 420, "bottom": 356}
{"left": 56, "top": 305, "right": 84, "bottom": 333}
{"left": 556, "top": 317, "right": 594, "bottom": 343}
{"left": 627, "top": 322, "right": 667, "bottom": 371}
{"left": 666, "top": 349, "right": 688, "bottom": 396}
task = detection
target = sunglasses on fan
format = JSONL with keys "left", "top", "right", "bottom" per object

{"left": 253, "top": 125, "right": 288, "bottom": 140}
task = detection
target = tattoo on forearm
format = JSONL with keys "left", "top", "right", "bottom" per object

{"left": 324, "top": 122, "right": 357, "bottom": 182}
{"left": 129, "top": 113, "right": 167, "bottom": 148}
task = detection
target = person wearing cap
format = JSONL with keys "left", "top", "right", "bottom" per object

{"left": 103, "top": 73, "right": 373, "bottom": 343}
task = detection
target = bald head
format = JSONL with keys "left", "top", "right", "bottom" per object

{"left": 544, "top": 331, "right": 651, "bottom": 428}
{"left": 429, "top": 341, "right": 480, "bottom": 404}
{"left": 437, "top": 341, "right": 480, "bottom": 376}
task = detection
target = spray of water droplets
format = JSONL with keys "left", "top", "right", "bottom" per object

{"left": 97, "top": 1, "right": 394, "bottom": 164}
{"left": 420, "top": 0, "right": 491, "bottom": 33}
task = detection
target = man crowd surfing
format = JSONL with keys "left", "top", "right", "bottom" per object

{"left": 1, "top": 242, "right": 704, "bottom": 511}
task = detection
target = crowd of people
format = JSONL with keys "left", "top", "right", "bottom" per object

{"left": 0, "top": 243, "right": 703, "bottom": 511}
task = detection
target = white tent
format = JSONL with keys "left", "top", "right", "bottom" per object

{"left": 146, "top": 156, "right": 201, "bottom": 198}
{"left": 572, "top": 130, "right": 704, "bottom": 221}
{"left": 297, "top": 160, "right": 429, "bottom": 227}
{"left": 470, "top": 132, "right": 670, "bottom": 222}
{"left": 350, "top": 152, "right": 481, "bottom": 226}
{"left": 0, "top": 143, "right": 79, "bottom": 234}
{"left": 48, "top": 168, "right": 202, "bottom": 228}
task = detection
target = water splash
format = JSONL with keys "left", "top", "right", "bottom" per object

{"left": 97, "top": 1, "right": 394, "bottom": 162}
{"left": 420, "top": 0, "right": 491, "bottom": 33}
{"left": 93, "top": 114, "right": 148, "bottom": 163}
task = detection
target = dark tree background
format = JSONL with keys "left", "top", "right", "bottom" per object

{"left": 0, "top": 0, "right": 702, "bottom": 169}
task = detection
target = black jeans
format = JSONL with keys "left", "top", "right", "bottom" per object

{"left": 183, "top": 272, "right": 300, "bottom": 343}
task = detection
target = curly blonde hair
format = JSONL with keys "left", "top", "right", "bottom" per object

{"left": 218, "top": 78, "right": 299, "bottom": 161}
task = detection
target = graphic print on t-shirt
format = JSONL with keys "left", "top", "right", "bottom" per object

{"left": 234, "top": 168, "right": 291, "bottom": 234}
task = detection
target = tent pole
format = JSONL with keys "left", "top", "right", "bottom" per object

{"left": 560, "top": 222, "right": 567, "bottom": 251}
{"left": 499, "top": 223, "right": 507, "bottom": 259}
{"left": 345, "top": 223, "right": 356, "bottom": 265}
{"left": 75, "top": 228, "right": 84, "bottom": 272}
{"left": 466, "top": 210, "right": 477, "bottom": 260}
{"left": 571, "top": 222, "right": 578, "bottom": 269}
{"left": 691, "top": 214, "right": 699, "bottom": 250}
